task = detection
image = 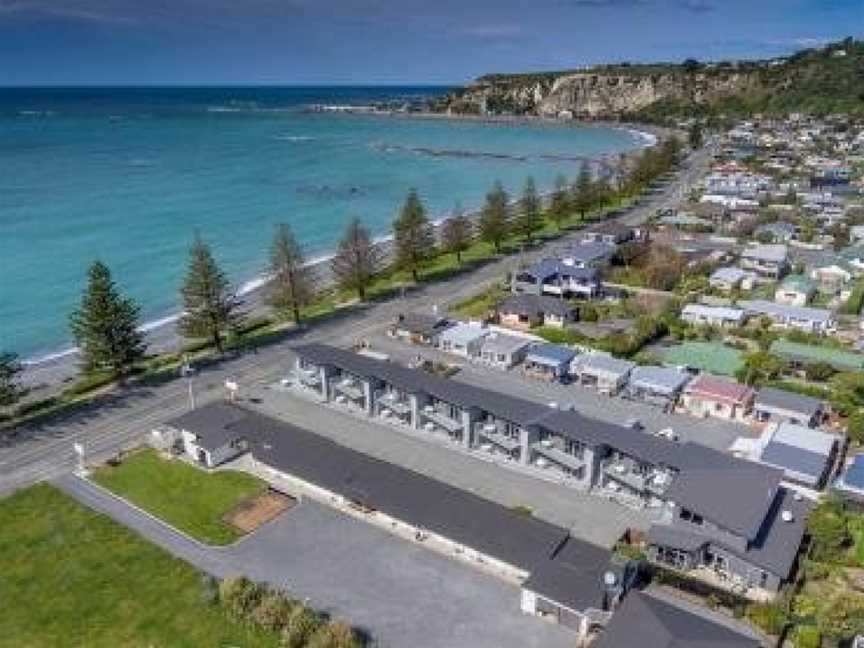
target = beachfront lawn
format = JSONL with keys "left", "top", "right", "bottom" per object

{"left": 91, "top": 448, "right": 265, "bottom": 545}
{"left": 0, "top": 484, "right": 279, "bottom": 648}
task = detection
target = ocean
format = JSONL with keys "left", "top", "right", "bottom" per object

{"left": 0, "top": 86, "right": 645, "bottom": 362}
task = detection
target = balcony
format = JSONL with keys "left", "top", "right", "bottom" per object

{"left": 377, "top": 392, "right": 411, "bottom": 417}
{"left": 476, "top": 423, "right": 521, "bottom": 453}
{"left": 531, "top": 441, "right": 585, "bottom": 473}
{"left": 295, "top": 367, "right": 321, "bottom": 388}
{"left": 420, "top": 406, "right": 463, "bottom": 434}
{"left": 603, "top": 459, "right": 673, "bottom": 496}
{"left": 333, "top": 377, "right": 364, "bottom": 402}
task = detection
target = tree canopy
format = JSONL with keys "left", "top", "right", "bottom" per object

{"left": 268, "top": 223, "right": 314, "bottom": 324}
{"left": 70, "top": 261, "right": 147, "bottom": 376}
{"left": 0, "top": 351, "right": 24, "bottom": 407}
{"left": 478, "top": 180, "right": 510, "bottom": 253}
{"left": 331, "top": 218, "right": 383, "bottom": 300}
{"left": 514, "top": 177, "right": 543, "bottom": 244}
{"left": 392, "top": 188, "right": 435, "bottom": 282}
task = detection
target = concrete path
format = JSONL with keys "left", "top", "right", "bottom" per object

{"left": 53, "top": 473, "right": 575, "bottom": 648}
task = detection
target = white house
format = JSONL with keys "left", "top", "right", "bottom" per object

{"left": 437, "top": 322, "right": 489, "bottom": 358}
{"left": 681, "top": 304, "right": 747, "bottom": 328}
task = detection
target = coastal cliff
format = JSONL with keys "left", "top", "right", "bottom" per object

{"left": 434, "top": 38, "right": 864, "bottom": 121}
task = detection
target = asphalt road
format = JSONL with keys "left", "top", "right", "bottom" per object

{"left": 0, "top": 146, "right": 713, "bottom": 497}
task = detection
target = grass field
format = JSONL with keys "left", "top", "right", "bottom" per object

{"left": 92, "top": 448, "right": 265, "bottom": 545}
{"left": 0, "top": 484, "right": 278, "bottom": 648}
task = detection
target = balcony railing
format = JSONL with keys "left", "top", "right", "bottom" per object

{"left": 420, "top": 406, "right": 463, "bottom": 433}
{"left": 531, "top": 441, "right": 585, "bottom": 472}
{"left": 377, "top": 392, "right": 411, "bottom": 416}
{"left": 476, "top": 423, "right": 521, "bottom": 453}
{"left": 333, "top": 379, "right": 364, "bottom": 401}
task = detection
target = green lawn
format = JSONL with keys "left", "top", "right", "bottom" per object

{"left": 92, "top": 448, "right": 265, "bottom": 545}
{"left": 0, "top": 484, "right": 278, "bottom": 648}
{"left": 660, "top": 341, "right": 745, "bottom": 376}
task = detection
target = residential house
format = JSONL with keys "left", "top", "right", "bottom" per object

{"left": 680, "top": 374, "right": 755, "bottom": 421}
{"left": 559, "top": 241, "right": 616, "bottom": 269}
{"left": 774, "top": 275, "right": 816, "bottom": 307}
{"left": 497, "top": 294, "right": 577, "bottom": 330}
{"left": 478, "top": 332, "right": 531, "bottom": 370}
{"left": 167, "top": 402, "right": 250, "bottom": 468}
{"left": 739, "top": 244, "right": 789, "bottom": 279}
{"left": 624, "top": 366, "right": 692, "bottom": 409}
{"left": 437, "top": 322, "right": 489, "bottom": 359}
{"left": 594, "top": 591, "right": 764, "bottom": 648}
{"left": 739, "top": 300, "right": 836, "bottom": 335}
{"left": 389, "top": 312, "right": 452, "bottom": 345}
{"left": 682, "top": 304, "right": 747, "bottom": 328}
{"left": 753, "top": 387, "right": 824, "bottom": 428}
{"left": 581, "top": 222, "right": 645, "bottom": 246}
{"left": 755, "top": 422, "right": 839, "bottom": 489}
{"left": 810, "top": 262, "right": 855, "bottom": 296}
{"left": 523, "top": 344, "right": 576, "bottom": 382}
{"left": 709, "top": 267, "right": 755, "bottom": 292}
{"left": 510, "top": 260, "right": 602, "bottom": 300}
{"left": 572, "top": 353, "right": 636, "bottom": 396}
{"left": 292, "top": 344, "right": 808, "bottom": 594}
{"left": 833, "top": 454, "right": 864, "bottom": 503}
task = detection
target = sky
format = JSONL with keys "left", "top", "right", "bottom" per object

{"left": 0, "top": 0, "right": 862, "bottom": 85}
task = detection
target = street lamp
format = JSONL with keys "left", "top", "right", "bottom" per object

{"left": 180, "top": 356, "right": 196, "bottom": 410}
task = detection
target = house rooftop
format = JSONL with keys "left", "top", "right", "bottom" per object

{"left": 741, "top": 244, "right": 788, "bottom": 263}
{"left": 778, "top": 274, "right": 815, "bottom": 293}
{"left": 682, "top": 304, "right": 746, "bottom": 321}
{"left": 710, "top": 267, "right": 748, "bottom": 283}
{"left": 755, "top": 387, "right": 823, "bottom": 418}
{"left": 499, "top": 293, "right": 575, "bottom": 318}
{"left": 574, "top": 353, "right": 636, "bottom": 377}
{"left": 480, "top": 332, "right": 532, "bottom": 355}
{"left": 228, "top": 405, "right": 572, "bottom": 572}
{"left": 594, "top": 590, "right": 763, "bottom": 648}
{"left": 660, "top": 342, "right": 744, "bottom": 377}
{"left": 739, "top": 300, "right": 834, "bottom": 324}
{"left": 629, "top": 366, "right": 692, "bottom": 394}
{"left": 438, "top": 322, "right": 489, "bottom": 345}
{"left": 167, "top": 401, "right": 248, "bottom": 451}
{"left": 525, "top": 343, "right": 577, "bottom": 366}
{"left": 393, "top": 312, "right": 451, "bottom": 337}
{"left": 684, "top": 374, "right": 755, "bottom": 406}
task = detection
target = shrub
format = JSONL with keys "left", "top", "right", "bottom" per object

{"left": 746, "top": 601, "right": 787, "bottom": 635}
{"left": 306, "top": 621, "right": 362, "bottom": 648}
{"left": 252, "top": 591, "right": 297, "bottom": 631}
{"left": 281, "top": 606, "right": 323, "bottom": 648}
{"left": 219, "top": 576, "right": 265, "bottom": 620}
{"left": 792, "top": 625, "right": 821, "bottom": 648}
{"left": 808, "top": 498, "right": 851, "bottom": 563}
{"left": 200, "top": 574, "right": 219, "bottom": 605}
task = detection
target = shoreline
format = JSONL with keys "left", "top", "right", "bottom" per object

{"left": 19, "top": 115, "right": 661, "bottom": 388}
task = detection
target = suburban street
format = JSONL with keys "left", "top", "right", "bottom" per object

{"left": 0, "top": 145, "right": 713, "bottom": 497}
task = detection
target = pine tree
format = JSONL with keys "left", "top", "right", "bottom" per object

{"left": 0, "top": 351, "right": 24, "bottom": 407}
{"left": 331, "top": 218, "right": 383, "bottom": 300}
{"left": 571, "top": 162, "right": 595, "bottom": 220}
{"left": 548, "top": 174, "right": 570, "bottom": 230}
{"left": 689, "top": 123, "right": 704, "bottom": 149}
{"left": 478, "top": 180, "right": 510, "bottom": 253}
{"left": 70, "top": 261, "right": 147, "bottom": 376}
{"left": 392, "top": 188, "right": 435, "bottom": 282}
{"left": 179, "top": 235, "right": 242, "bottom": 354}
{"left": 515, "top": 177, "right": 542, "bottom": 244}
{"left": 440, "top": 205, "right": 473, "bottom": 265}
{"left": 268, "top": 223, "right": 314, "bottom": 324}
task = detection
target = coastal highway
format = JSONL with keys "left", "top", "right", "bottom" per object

{"left": 0, "top": 145, "right": 712, "bottom": 496}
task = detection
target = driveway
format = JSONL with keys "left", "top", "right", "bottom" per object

{"left": 55, "top": 473, "right": 574, "bottom": 648}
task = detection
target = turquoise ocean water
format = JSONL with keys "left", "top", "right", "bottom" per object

{"left": 0, "top": 87, "right": 643, "bottom": 361}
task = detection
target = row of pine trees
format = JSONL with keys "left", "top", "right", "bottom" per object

{"left": 1, "top": 139, "right": 682, "bottom": 401}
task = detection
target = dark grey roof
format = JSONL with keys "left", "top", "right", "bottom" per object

{"left": 522, "top": 537, "right": 613, "bottom": 612}
{"left": 294, "top": 343, "right": 786, "bottom": 538}
{"left": 525, "top": 343, "right": 577, "bottom": 365}
{"left": 664, "top": 458, "right": 782, "bottom": 541}
{"left": 499, "top": 293, "right": 575, "bottom": 318}
{"left": 594, "top": 592, "right": 763, "bottom": 648}
{"left": 216, "top": 405, "right": 570, "bottom": 571}
{"left": 754, "top": 387, "right": 822, "bottom": 418}
{"left": 393, "top": 312, "right": 451, "bottom": 336}
{"left": 167, "top": 402, "right": 247, "bottom": 451}
{"left": 760, "top": 442, "right": 828, "bottom": 485}
{"left": 649, "top": 487, "right": 809, "bottom": 578}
